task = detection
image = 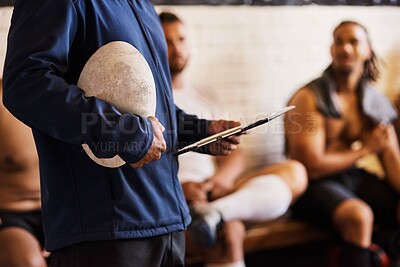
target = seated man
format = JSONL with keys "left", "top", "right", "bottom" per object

{"left": 0, "top": 79, "right": 49, "bottom": 267}
{"left": 160, "top": 11, "right": 307, "bottom": 267}
{"left": 285, "top": 21, "right": 400, "bottom": 267}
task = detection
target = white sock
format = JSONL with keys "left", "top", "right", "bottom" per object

{"left": 210, "top": 175, "right": 292, "bottom": 222}
{"left": 205, "top": 259, "right": 246, "bottom": 267}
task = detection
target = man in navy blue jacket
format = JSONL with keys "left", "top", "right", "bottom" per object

{"left": 2, "top": 1, "right": 241, "bottom": 266}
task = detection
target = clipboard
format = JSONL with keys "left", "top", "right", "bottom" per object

{"left": 176, "top": 105, "right": 295, "bottom": 155}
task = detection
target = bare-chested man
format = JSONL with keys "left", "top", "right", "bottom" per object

{"left": 285, "top": 21, "right": 400, "bottom": 267}
{"left": 0, "top": 80, "right": 48, "bottom": 267}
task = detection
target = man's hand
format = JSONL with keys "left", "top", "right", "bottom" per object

{"left": 181, "top": 181, "right": 213, "bottom": 204}
{"left": 204, "top": 177, "right": 235, "bottom": 201}
{"left": 208, "top": 120, "right": 242, "bottom": 156}
{"left": 130, "top": 116, "right": 167, "bottom": 168}
{"left": 362, "top": 123, "right": 390, "bottom": 154}
{"left": 182, "top": 178, "right": 235, "bottom": 203}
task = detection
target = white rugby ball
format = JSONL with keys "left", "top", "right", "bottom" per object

{"left": 78, "top": 41, "right": 156, "bottom": 168}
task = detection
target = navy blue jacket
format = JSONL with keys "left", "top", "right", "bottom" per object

{"left": 3, "top": 0, "right": 209, "bottom": 251}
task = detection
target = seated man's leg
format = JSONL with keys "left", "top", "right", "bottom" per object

{"left": 237, "top": 159, "right": 308, "bottom": 203}
{"left": 189, "top": 160, "right": 307, "bottom": 247}
{"left": 209, "top": 159, "right": 307, "bottom": 222}
{"left": 209, "top": 174, "right": 292, "bottom": 222}
{"left": 352, "top": 168, "right": 399, "bottom": 228}
{"left": 293, "top": 178, "right": 374, "bottom": 267}
{"left": 333, "top": 199, "right": 374, "bottom": 247}
{"left": 198, "top": 220, "right": 246, "bottom": 267}
{"left": 0, "top": 211, "right": 47, "bottom": 267}
{"left": 353, "top": 168, "right": 400, "bottom": 264}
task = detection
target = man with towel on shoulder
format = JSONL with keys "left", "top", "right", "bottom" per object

{"left": 285, "top": 21, "right": 400, "bottom": 267}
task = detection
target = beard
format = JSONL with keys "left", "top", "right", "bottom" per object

{"left": 169, "top": 64, "right": 185, "bottom": 76}
{"left": 169, "top": 57, "right": 188, "bottom": 76}
{"left": 336, "top": 66, "right": 353, "bottom": 77}
{"left": 332, "top": 59, "right": 356, "bottom": 78}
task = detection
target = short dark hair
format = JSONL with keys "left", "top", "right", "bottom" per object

{"left": 334, "top": 21, "right": 380, "bottom": 82}
{"left": 159, "top": 12, "right": 181, "bottom": 24}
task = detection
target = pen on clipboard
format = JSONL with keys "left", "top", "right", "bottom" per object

{"left": 175, "top": 105, "right": 295, "bottom": 156}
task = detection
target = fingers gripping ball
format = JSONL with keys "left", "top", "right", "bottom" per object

{"left": 78, "top": 41, "right": 156, "bottom": 168}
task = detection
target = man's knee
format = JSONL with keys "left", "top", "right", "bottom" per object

{"left": 279, "top": 160, "right": 308, "bottom": 198}
{"left": 333, "top": 199, "right": 374, "bottom": 235}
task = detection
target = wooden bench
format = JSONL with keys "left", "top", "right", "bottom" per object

{"left": 185, "top": 214, "right": 331, "bottom": 266}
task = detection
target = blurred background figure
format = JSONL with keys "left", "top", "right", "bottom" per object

{"left": 0, "top": 79, "right": 49, "bottom": 267}
{"left": 160, "top": 11, "right": 307, "bottom": 267}
{"left": 394, "top": 95, "right": 400, "bottom": 144}
{"left": 285, "top": 21, "right": 400, "bottom": 267}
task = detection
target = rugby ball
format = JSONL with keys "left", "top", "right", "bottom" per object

{"left": 78, "top": 41, "right": 156, "bottom": 168}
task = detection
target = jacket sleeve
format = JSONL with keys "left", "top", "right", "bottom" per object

{"left": 175, "top": 105, "right": 211, "bottom": 150}
{"left": 2, "top": 0, "right": 152, "bottom": 164}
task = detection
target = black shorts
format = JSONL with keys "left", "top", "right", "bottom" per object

{"left": 0, "top": 209, "right": 45, "bottom": 246}
{"left": 293, "top": 167, "right": 399, "bottom": 229}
